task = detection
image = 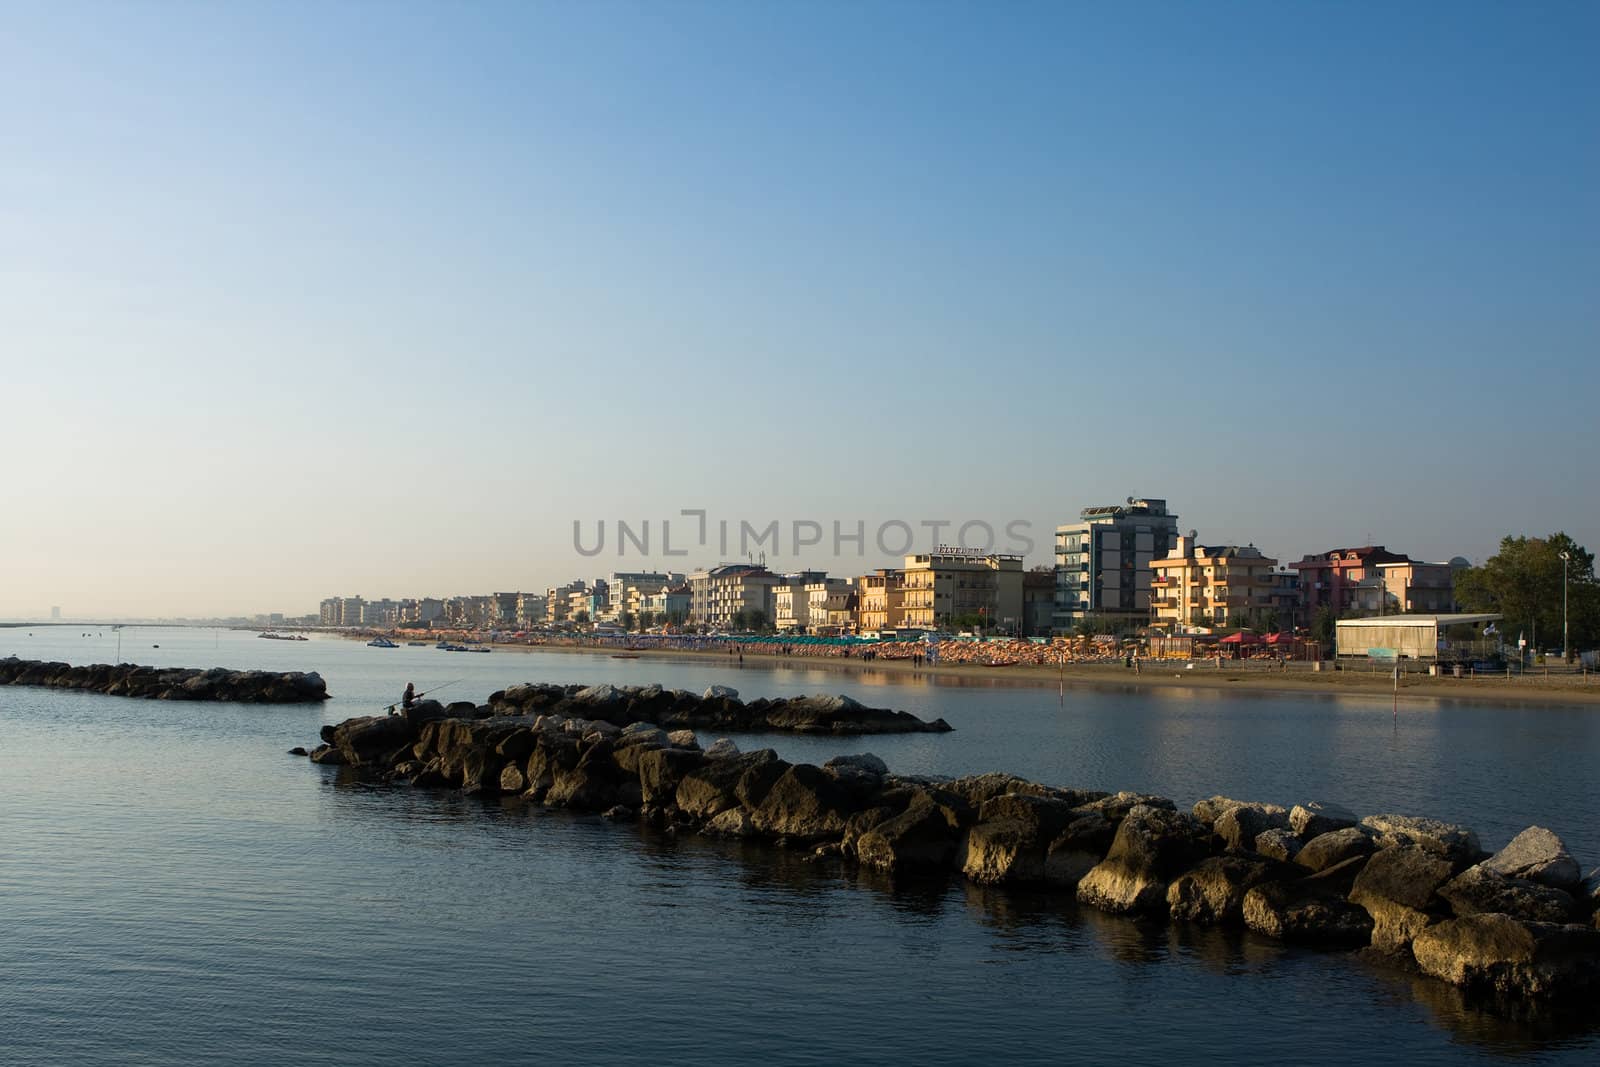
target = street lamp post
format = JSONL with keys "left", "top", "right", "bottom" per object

{"left": 1560, "top": 550, "right": 1571, "bottom": 662}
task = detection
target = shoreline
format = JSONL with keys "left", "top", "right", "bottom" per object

{"left": 473, "top": 640, "right": 1600, "bottom": 708}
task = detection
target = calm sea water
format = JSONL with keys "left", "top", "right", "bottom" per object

{"left": 2, "top": 626, "right": 1598, "bottom": 1065}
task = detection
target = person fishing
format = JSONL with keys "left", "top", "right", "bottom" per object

{"left": 402, "top": 681, "right": 416, "bottom": 709}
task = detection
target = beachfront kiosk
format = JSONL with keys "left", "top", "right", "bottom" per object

{"left": 1333, "top": 613, "right": 1501, "bottom": 663}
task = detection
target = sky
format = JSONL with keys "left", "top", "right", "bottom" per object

{"left": 2, "top": 0, "right": 1597, "bottom": 618}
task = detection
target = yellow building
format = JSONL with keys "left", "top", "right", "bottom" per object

{"left": 900, "top": 550, "right": 1024, "bottom": 632}
{"left": 1148, "top": 534, "right": 1278, "bottom": 630}
{"left": 855, "top": 569, "right": 906, "bottom": 633}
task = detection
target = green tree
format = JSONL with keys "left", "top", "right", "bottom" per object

{"left": 748, "top": 608, "right": 770, "bottom": 633}
{"left": 619, "top": 611, "right": 636, "bottom": 632}
{"left": 575, "top": 610, "right": 590, "bottom": 626}
{"left": 1455, "top": 533, "right": 1599, "bottom": 654}
{"left": 730, "top": 609, "right": 750, "bottom": 631}
{"left": 1310, "top": 606, "right": 1336, "bottom": 647}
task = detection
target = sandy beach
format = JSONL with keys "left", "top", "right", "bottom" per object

{"left": 475, "top": 638, "right": 1600, "bottom": 708}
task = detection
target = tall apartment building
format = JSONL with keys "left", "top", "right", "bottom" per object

{"left": 901, "top": 549, "right": 1024, "bottom": 631}
{"left": 1021, "top": 569, "right": 1056, "bottom": 637}
{"left": 1148, "top": 534, "right": 1278, "bottom": 630}
{"left": 1377, "top": 561, "right": 1458, "bottom": 614}
{"left": 642, "top": 585, "right": 691, "bottom": 623}
{"left": 687, "top": 564, "right": 779, "bottom": 629}
{"left": 772, "top": 572, "right": 847, "bottom": 631}
{"left": 1053, "top": 497, "right": 1179, "bottom": 631}
{"left": 856, "top": 569, "right": 906, "bottom": 633}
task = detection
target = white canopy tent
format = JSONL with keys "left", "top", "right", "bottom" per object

{"left": 1334, "top": 613, "right": 1501, "bottom": 661}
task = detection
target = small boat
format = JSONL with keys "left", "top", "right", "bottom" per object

{"left": 258, "top": 632, "right": 308, "bottom": 641}
{"left": 368, "top": 637, "right": 398, "bottom": 648}
{"left": 406, "top": 641, "right": 427, "bottom": 647}
{"left": 611, "top": 653, "right": 641, "bottom": 659}
{"left": 467, "top": 647, "right": 491, "bottom": 653}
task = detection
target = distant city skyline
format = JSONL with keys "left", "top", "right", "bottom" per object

{"left": 4, "top": 2, "right": 1596, "bottom": 618}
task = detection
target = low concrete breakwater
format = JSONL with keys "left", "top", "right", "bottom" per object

{"left": 299, "top": 684, "right": 1600, "bottom": 1004}
{"left": 0, "top": 657, "right": 328, "bottom": 702}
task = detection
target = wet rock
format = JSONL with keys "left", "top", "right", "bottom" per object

{"left": 1361, "top": 814, "right": 1481, "bottom": 867}
{"left": 602, "top": 805, "right": 636, "bottom": 821}
{"left": 308, "top": 743, "right": 345, "bottom": 765}
{"left": 499, "top": 762, "right": 526, "bottom": 793}
{"left": 1439, "top": 864, "right": 1578, "bottom": 924}
{"left": 1076, "top": 805, "right": 1212, "bottom": 914}
{"left": 1295, "top": 826, "right": 1376, "bottom": 873}
{"left": 1348, "top": 846, "right": 1455, "bottom": 953}
{"left": 667, "top": 730, "right": 700, "bottom": 750}
{"left": 825, "top": 753, "right": 889, "bottom": 777}
{"left": 705, "top": 738, "right": 740, "bottom": 759}
{"left": 1413, "top": 914, "right": 1600, "bottom": 998}
{"left": 287, "top": 747, "right": 308, "bottom": 757}
{"left": 1482, "top": 827, "right": 1582, "bottom": 891}
{"left": 635, "top": 746, "right": 706, "bottom": 807}
{"left": 703, "top": 808, "right": 758, "bottom": 837}
{"left": 1168, "top": 852, "right": 1295, "bottom": 925}
{"left": 1254, "top": 828, "right": 1303, "bottom": 862}
{"left": 1290, "top": 801, "right": 1359, "bottom": 840}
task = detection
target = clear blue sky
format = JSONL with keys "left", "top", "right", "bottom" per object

{"left": 3, "top": 1, "right": 1596, "bottom": 616}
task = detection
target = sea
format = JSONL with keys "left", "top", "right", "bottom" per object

{"left": 3, "top": 626, "right": 1598, "bottom": 1065}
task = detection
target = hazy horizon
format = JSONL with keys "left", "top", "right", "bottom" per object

{"left": 5, "top": 2, "right": 1597, "bottom": 618}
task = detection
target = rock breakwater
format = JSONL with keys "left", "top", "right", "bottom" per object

{"left": 0, "top": 657, "right": 328, "bottom": 702}
{"left": 300, "top": 695, "right": 1600, "bottom": 1003}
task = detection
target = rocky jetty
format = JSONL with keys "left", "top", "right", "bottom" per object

{"left": 298, "top": 701, "right": 1600, "bottom": 1004}
{"left": 0, "top": 657, "right": 328, "bottom": 702}
{"left": 486, "top": 682, "right": 952, "bottom": 735}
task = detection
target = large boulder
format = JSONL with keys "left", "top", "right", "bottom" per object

{"left": 675, "top": 750, "right": 783, "bottom": 818}
{"left": 749, "top": 764, "right": 855, "bottom": 841}
{"left": 331, "top": 714, "right": 415, "bottom": 767}
{"left": 1438, "top": 864, "right": 1578, "bottom": 925}
{"left": 1076, "top": 805, "right": 1211, "bottom": 914}
{"left": 636, "top": 746, "right": 707, "bottom": 807}
{"left": 1295, "top": 827, "right": 1376, "bottom": 873}
{"left": 1349, "top": 846, "right": 1456, "bottom": 953}
{"left": 1360, "top": 814, "right": 1481, "bottom": 868}
{"left": 1253, "top": 828, "right": 1303, "bottom": 863}
{"left": 1290, "top": 801, "right": 1359, "bottom": 840}
{"left": 1168, "top": 852, "right": 1295, "bottom": 925}
{"left": 1213, "top": 803, "right": 1290, "bottom": 850}
{"left": 1192, "top": 796, "right": 1251, "bottom": 828}
{"left": 964, "top": 794, "right": 1100, "bottom": 885}
{"left": 1482, "top": 827, "right": 1582, "bottom": 891}
{"left": 856, "top": 793, "right": 963, "bottom": 873}
{"left": 1413, "top": 914, "right": 1600, "bottom": 998}
{"left": 704, "top": 738, "right": 741, "bottom": 759}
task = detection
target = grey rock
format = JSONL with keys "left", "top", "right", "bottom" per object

{"left": 667, "top": 729, "right": 700, "bottom": 750}
{"left": 1361, "top": 813, "right": 1481, "bottom": 866}
{"left": 702, "top": 685, "right": 739, "bottom": 701}
{"left": 705, "top": 738, "right": 741, "bottom": 758}
{"left": 1192, "top": 796, "right": 1251, "bottom": 827}
{"left": 1213, "top": 803, "right": 1289, "bottom": 850}
{"left": 1242, "top": 876, "right": 1374, "bottom": 945}
{"left": 1439, "top": 863, "right": 1578, "bottom": 924}
{"left": 1483, "top": 827, "right": 1582, "bottom": 891}
{"left": 856, "top": 793, "right": 962, "bottom": 873}
{"left": 824, "top": 752, "right": 889, "bottom": 777}
{"left": 1295, "top": 826, "right": 1376, "bottom": 873}
{"left": 1254, "top": 828, "right": 1303, "bottom": 862}
{"left": 1290, "top": 801, "right": 1359, "bottom": 840}
{"left": 1043, "top": 813, "right": 1118, "bottom": 889}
